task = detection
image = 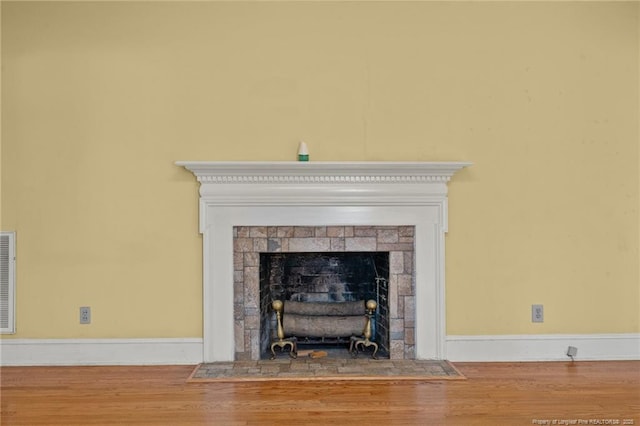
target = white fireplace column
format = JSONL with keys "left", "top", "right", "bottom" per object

{"left": 176, "top": 161, "right": 470, "bottom": 362}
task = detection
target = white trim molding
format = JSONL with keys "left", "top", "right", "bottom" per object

{"left": 0, "top": 338, "right": 204, "bottom": 366}
{"left": 175, "top": 161, "right": 470, "bottom": 184}
{"left": 2, "top": 334, "right": 635, "bottom": 366}
{"left": 177, "top": 161, "right": 471, "bottom": 362}
{"left": 446, "top": 334, "right": 640, "bottom": 362}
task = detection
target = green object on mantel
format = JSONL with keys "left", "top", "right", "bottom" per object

{"left": 298, "top": 141, "right": 309, "bottom": 161}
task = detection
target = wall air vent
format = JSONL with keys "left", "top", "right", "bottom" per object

{"left": 0, "top": 232, "right": 16, "bottom": 334}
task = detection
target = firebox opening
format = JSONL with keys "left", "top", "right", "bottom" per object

{"left": 259, "top": 252, "right": 390, "bottom": 359}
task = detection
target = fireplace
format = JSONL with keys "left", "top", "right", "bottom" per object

{"left": 234, "top": 226, "right": 413, "bottom": 360}
{"left": 260, "top": 250, "right": 390, "bottom": 358}
{"left": 176, "top": 161, "right": 470, "bottom": 362}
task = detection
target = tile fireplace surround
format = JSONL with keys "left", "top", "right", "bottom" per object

{"left": 240, "top": 225, "right": 410, "bottom": 361}
{"left": 176, "top": 161, "right": 470, "bottom": 362}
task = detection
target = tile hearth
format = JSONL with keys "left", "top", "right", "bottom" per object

{"left": 188, "top": 358, "right": 465, "bottom": 382}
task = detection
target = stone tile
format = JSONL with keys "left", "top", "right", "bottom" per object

{"left": 277, "top": 227, "right": 295, "bottom": 238}
{"left": 377, "top": 229, "right": 399, "bottom": 243}
{"left": 315, "top": 227, "right": 327, "bottom": 237}
{"left": 293, "top": 226, "right": 315, "bottom": 238}
{"left": 259, "top": 365, "right": 281, "bottom": 374}
{"left": 267, "top": 227, "right": 278, "bottom": 238}
{"left": 344, "top": 226, "right": 354, "bottom": 237}
{"left": 267, "top": 238, "right": 282, "bottom": 252}
{"left": 330, "top": 238, "right": 345, "bottom": 251}
{"left": 399, "top": 226, "right": 414, "bottom": 237}
{"left": 243, "top": 267, "right": 259, "bottom": 308}
{"left": 337, "top": 366, "right": 365, "bottom": 374}
{"left": 345, "top": 237, "right": 377, "bottom": 251}
{"left": 326, "top": 226, "right": 344, "bottom": 237}
{"left": 390, "top": 340, "right": 405, "bottom": 359}
{"left": 354, "top": 226, "right": 377, "bottom": 237}
{"left": 235, "top": 352, "right": 252, "bottom": 361}
{"left": 234, "top": 303, "right": 244, "bottom": 320}
{"left": 234, "top": 282, "right": 244, "bottom": 304}
{"left": 289, "top": 363, "right": 310, "bottom": 371}
{"left": 404, "top": 296, "right": 415, "bottom": 327}
{"left": 234, "top": 238, "right": 253, "bottom": 252}
{"left": 253, "top": 238, "right": 267, "bottom": 252}
{"left": 249, "top": 227, "right": 267, "bottom": 238}
{"left": 391, "top": 318, "right": 405, "bottom": 333}
{"left": 404, "top": 345, "right": 415, "bottom": 360}
{"left": 236, "top": 227, "right": 250, "bottom": 238}
{"left": 233, "top": 252, "right": 244, "bottom": 271}
{"left": 243, "top": 306, "right": 259, "bottom": 317}
{"left": 404, "top": 327, "right": 415, "bottom": 345}
{"left": 390, "top": 331, "right": 405, "bottom": 340}
{"left": 390, "top": 251, "right": 404, "bottom": 274}
{"left": 288, "top": 238, "right": 331, "bottom": 252}
{"left": 234, "top": 320, "right": 245, "bottom": 353}
{"left": 244, "top": 330, "right": 252, "bottom": 353}
{"left": 404, "top": 252, "right": 414, "bottom": 275}
{"left": 243, "top": 252, "right": 259, "bottom": 267}
{"left": 276, "top": 364, "right": 291, "bottom": 373}
{"left": 398, "top": 274, "right": 413, "bottom": 296}
{"left": 250, "top": 329, "right": 260, "bottom": 360}
{"left": 245, "top": 313, "right": 259, "bottom": 329}
{"left": 377, "top": 243, "right": 414, "bottom": 251}
{"left": 389, "top": 274, "right": 398, "bottom": 318}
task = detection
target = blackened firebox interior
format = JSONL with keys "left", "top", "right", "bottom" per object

{"left": 259, "top": 252, "right": 390, "bottom": 358}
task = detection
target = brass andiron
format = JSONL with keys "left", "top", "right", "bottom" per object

{"left": 270, "top": 300, "right": 297, "bottom": 360}
{"left": 350, "top": 299, "right": 379, "bottom": 359}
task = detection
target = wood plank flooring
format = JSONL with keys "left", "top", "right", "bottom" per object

{"left": 1, "top": 361, "right": 639, "bottom": 425}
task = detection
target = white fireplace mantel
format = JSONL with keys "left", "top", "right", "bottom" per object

{"left": 176, "top": 161, "right": 471, "bottom": 232}
{"left": 177, "top": 161, "right": 470, "bottom": 362}
{"left": 175, "top": 161, "right": 470, "bottom": 183}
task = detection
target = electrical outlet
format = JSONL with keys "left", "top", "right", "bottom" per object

{"left": 567, "top": 346, "right": 578, "bottom": 358}
{"left": 531, "top": 304, "right": 544, "bottom": 323}
{"left": 80, "top": 306, "right": 91, "bottom": 324}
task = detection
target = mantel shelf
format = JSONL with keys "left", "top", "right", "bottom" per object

{"left": 176, "top": 161, "right": 471, "bottom": 184}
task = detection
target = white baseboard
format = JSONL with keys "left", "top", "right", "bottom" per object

{"left": 445, "top": 333, "right": 640, "bottom": 362}
{"left": 1, "top": 335, "right": 637, "bottom": 365}
{"left": 0, "top": 338, "right": 204, "bottom": 366}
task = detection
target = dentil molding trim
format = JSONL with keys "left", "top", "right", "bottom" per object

{"left": 175, "top": 161, "right": 471, "bottom": 184}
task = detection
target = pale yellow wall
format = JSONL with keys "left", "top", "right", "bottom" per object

{"left": 1, "top": 1, "right": 638, "bottom": 339}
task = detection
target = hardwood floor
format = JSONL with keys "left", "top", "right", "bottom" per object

{"left": 1, "top": 361, "right": 638, "bottom": 425}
